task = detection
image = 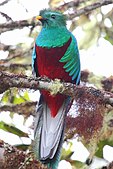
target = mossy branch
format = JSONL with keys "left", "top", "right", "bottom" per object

{"left": 0, "top": 139, "right": 47, "bottom": 169}
{"left": 0, "top": 71, "right": 113, "bottom": 107}
{"left": 0, "top": 101, "right": 37, "bottom": 117}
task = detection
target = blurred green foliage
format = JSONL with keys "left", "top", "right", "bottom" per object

{"left": 0, "top": 121, "right": 28, "bottom": 137}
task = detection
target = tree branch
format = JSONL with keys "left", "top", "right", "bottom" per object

{"left": 0, "top": 63, "right": 31, "bottom": 71}
{"left": 0, "top": 43, "right": 10, "bottom": 51}
{"left": 0, "top": 20, "right": 35, "bottom": 29}
{"left": 56, "top": 0, "right": 91, "bottom": 10}
{"left": 0, "top": 139, "right": 47, "bottom": 169}
{"left": 69, "top": 0, "right": 113, "bottom": 19}
{"left": 0, "top": 0, "right": 11, "bottom": 6}
{"left": 0, "top": 71, "right": 113, "bottom": 107}
{"left": 0, "top": 19, "right": 39, "bottom": 33}
{"left": 0, "top": 12, "right": 13, "bottom": 21}
{"left": 0, "top": 101, "right": 37, "bottom": 117}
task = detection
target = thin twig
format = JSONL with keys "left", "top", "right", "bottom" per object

{"left": 0, "top": 12, "right": 13, "bottom": 21}
{"left": 0, "top": 0, "right": 11, "bottom": 6}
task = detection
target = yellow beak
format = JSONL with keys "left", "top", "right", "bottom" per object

{"left": 36, "top": 16, "right": 43, "bottom": 21}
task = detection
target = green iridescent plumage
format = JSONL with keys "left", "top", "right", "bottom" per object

{"left": 59, "top": 34, "right": 80, "bottom": 82}
{"left": 36, "top": 27, "right": 70, "bottom": 47}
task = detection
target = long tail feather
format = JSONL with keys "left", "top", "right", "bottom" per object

{"left": 33, "top": 99, "right": 43, "bottom": 159}
{"left": 33, "top": 95, "right": 70, "bottom": 169}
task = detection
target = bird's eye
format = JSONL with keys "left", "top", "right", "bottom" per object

{"left": 51, "top": 14, "right": 56, "bottom": 19}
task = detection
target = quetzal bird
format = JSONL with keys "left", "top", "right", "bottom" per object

{"left": 32, "top": 9, "right": 80, "bottom": 169}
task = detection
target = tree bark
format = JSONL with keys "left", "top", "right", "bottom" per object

{"left": 0, "top": 71, "right": 113, "bottom": 107}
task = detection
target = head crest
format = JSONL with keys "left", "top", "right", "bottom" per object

{"left": 38, "top": 8, "right": 67, "bottom": 27}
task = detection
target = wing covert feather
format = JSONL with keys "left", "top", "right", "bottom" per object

{"left": 59, "top": 34, "right": 80, "bottom": 84}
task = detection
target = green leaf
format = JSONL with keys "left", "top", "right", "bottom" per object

{"left": 95, "top": 139, "right": 113, "bottom": 158}
{"left": 13, "top": 91, "right": 30, "bottom": 104}
{"left": 104, "top": 34, "right": 113, "bottom": 45}
{"left": 13, "top": 95, "right": 25, "bottom": 104}
{"left": 61, "top": 141, "right": 74, "bottom": 160}
{"left": 15, "top": 144, "right": 30, "bottom": 151}
{"left": 70, "top": 160, "right": 85, "bottom": 169}
{"left": 0, "top": 121, "right": 28, "bottom": 137}
{"left": 1, "top": 90, "right": 11, "bottom": 103}
{"left": 9, "top": 112, "right": 15, "bottom": 119}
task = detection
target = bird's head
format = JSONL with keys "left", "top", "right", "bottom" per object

{"left": 36, "top": 9, "right": 67, "bottom": 28}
